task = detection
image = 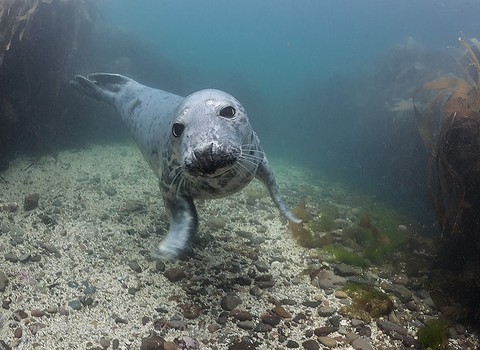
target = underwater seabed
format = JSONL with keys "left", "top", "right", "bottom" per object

{"left": 0, "top": 141, "right": 477, "bottom": 349}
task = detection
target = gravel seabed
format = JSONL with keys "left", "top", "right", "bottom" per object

{"left": 0, "top": 142, "right": 478, "bottom": 350}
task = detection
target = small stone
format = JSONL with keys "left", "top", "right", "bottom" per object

{"left": 302, "top": 300, "right": 322, "bottom": 308}
{"left": 14, "top": 327, "right": 22, "bottom": 338}
{"left": 112, "top": 339, "right": 120, "bottom": 349}
{"left": 52, "top": 199, "right": 62, "bottom": 207}
{"left": 286, "top": 340, "right": 300, "bottom": 348}
{"left": 335, "top": 291, "right": 348, "bottom": 299}
{"left": 115, "top": 317, "right": 128, "bottom": 324}
{"left": 314, "top": 327, "right": 338, "bottom": 336}
{"left": 31, "top": 309, "right": 44, "bottom": 317}
{"left": 5, "top": 253, "right": 18, "bottom": 262}
{"left": 351, "top": 337, "right": 373, "bottom": 350}
{"left": 351, "top": 319, "right": 364, "bottom": 327}
{"left": 208, "top": 324, "right": 220, "bottom": 332}
{"left": 221, "top": 293, "right": 242, "bottom": 311}
{"left": 163, "top": 268, "right": 186, "bottom": 282}
{"left": 140, "top": 331, "right": 165, "bottom": 350}
{"left": 29, "top": 323, "right": 46, "bottom": 336}
{"left": 24, "top": 193, "right": 39, "bottom": 211}
{"left": 257, "top": 280, "right": 274, "bottom": 288}
{"left": 84, "top": 285, "right": 96, "bottom": 294}
{"left": 253, "top": 322, "right": 271, "bottom": 332}
{"left": 14, "top": 310, "right": 28, "bottom": 319}
{"left": 100, "top": 337, "right": 110, "bottom": 348}
{"left": 237, "top": 320, "right": 254, "bottom": 330}
{"left": 68, "top": 300, "right": 81, "bottom": 310}
{"left": 0, "top": 271, "right": 8, "bottom": 292}
{"left": 254, "top": 260, "right": 269, "bottom": 272}
{"left": 272, "top": 305, "right": 291, "bottom": 318}
{"left": 19, "top": 253, "right": 31, "bottom": 263}
{"left": 155, "top": 260, "right": 166, "bottom": 272}
{"left": 234, "top": 311, "right": 253, "bottom": 321}
{"left": 261, "top": 314, "right": 281, "bottom": 326}
{"left": 302, "top": 339, "right": 320, "bottom": 350}
{"left": 318, "top": 336, "right": 337, "bottom": 348}
{"left": 142, "top": 316, "right": 150, "bottom": 326}
{"left": 128, "top": 261, "right": 142, "bottom": 273}
{"left": 318, "top": 306, "right": 336, "bottom": 317}
{"left": 105, "top": 187, "right": 117, "bottom": 196}
{"left": 182, "top": 303, "right": 200, "bottom": 319}
{"left": 47, "top": 305, "right": 57, "bottom": 313}
{"left": 334, "top": 263, "right": 357, "bottom": 276}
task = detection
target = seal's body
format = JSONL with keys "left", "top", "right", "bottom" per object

{"left": 71, "top": 73, "right": 300, "bottom": 259}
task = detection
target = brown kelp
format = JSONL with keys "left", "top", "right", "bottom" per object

{"left": 414, "top": 36, "right": 480, "bottom": 237}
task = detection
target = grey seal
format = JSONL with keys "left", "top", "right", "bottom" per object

{"left": 71, "top": 73, "right": 300, "bottom": 259}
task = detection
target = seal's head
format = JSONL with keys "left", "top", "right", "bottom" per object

{"left": 170, "top": 89, "right": 257, "bottom": 178}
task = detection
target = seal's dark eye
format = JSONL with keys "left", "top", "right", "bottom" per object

{"left": 219, "top": 106, "right": 236, "bottom": 118}
{"left": 172, "top": 123, "right": 185, "bottom": 137}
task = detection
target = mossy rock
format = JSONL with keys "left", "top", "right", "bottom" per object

{"left": 340, "top": 284, "right": 393, "bottom": 319}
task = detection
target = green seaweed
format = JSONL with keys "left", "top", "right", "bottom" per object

{"left": 319, "top": 205, "right": 339, "bottom": 232}
{"left": 321, "top": 245, "right": 368, "bottom": 268}
{"left": 417, "top": 319, "right": 449, "bottom": 349}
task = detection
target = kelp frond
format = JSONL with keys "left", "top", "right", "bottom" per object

{"left": 414, "top": 37, "right": 480, "bottom": 236}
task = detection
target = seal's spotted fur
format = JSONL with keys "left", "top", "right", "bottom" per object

{"left": 71, "top": 73, "right": 300, "bottom": 259}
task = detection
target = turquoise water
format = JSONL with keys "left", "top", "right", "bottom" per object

{"left": 94, "top": 0, "right": 480, "bottom": 223}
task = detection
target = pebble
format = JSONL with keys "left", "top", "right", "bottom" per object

{"left": 302, "top": 339, "right": 320, "bottom": 350}
{"left": 253, "top": 322, "right": 270, "bottom": 332}
{"left": 14, "top": 328, "right": 22, "bottom": 338}
{"left": 0, "top": 272, "right": 8, "bottom": 292}
{"left": 302, "top": 300, "right": 322, "bottom": 308}
{"left": 68, "top": 300, "right": 82, "bottom": 310}
{"left": 261, "top": 314, "right": 281, "bottom": 326}
{"left": 254, "top": 260, "right": 269, "bottom": 272}
{"left": 318, "top": 306, "right": 336, "bottom": 317}
{"left": 208, "top": 324, "right": 220, "bottom": 332}
{"left": 128, "top": 261, "right": 142, "bottom": 273}
{"left": 351, "top": 337, "right": 373, "bottom": 350}
{"left": 234, "top": 311, "right": 253, "bottom": 321}
{"left": 286, "top": 340, "right": 300, "bottom": 348}
{"left": 314, "top": 270, "right": 346, "bottom": 289}
{"left": 24, "top": 193, "right": 39, "bottom": 211}
{"left": 19, "top": 253, "right": 31, "bottom": 263}
{"left": 163, "top": 268, "right": 186, "bottom": 282}
{"left": 314, "top": 327, "right": 338, "bottom": 336}
{"left": 46, "top": 306, "right": 57, "bottom": 313}
{"left": 100, "top": 337, "right": 110, "bottom": 348}
{"left": 155, "top": 260, "right": 166, "bottom": 272}
{"left": 5, "top": 253, "right": 18, "bottom": 262}
{"left": 31, "top": 309, "right": 44, "bottom": 317}
{"left": 334, "top": 263, "right": 357, "bottom": 276}
{"left": 221, "top": 293, "right": 242, "bottom": 311}
{"left": 335, "top": 290, "right": 348, "bottom": 298}
{"left": 29, "top": 323, "right": 46, "bottom": 336}
{"left": 112, "top": 339, "right": 120, "bottom": 349}
{"left": 84, "top": 285, "right": 96, "bottom": 294}
{"left": 376, "top": 319, "right": 408, "bottom": 340}
{"left": 272, "top": 305, "right": 291, "bottom": 318}
{"left": 237, "top": 320, "right": 254, "bottom": 330}
{"left": 317, "top": 336, "right": 337, "bottom": 348}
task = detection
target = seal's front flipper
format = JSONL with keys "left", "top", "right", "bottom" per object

{"left": 70, "top": 73, "right": 134, "bottom": 106}
{"left": 151, "top": 195, "right": 198, "bottom": 260}
{"left": 255, "top": 158, "right": 301, "bottom": 224}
